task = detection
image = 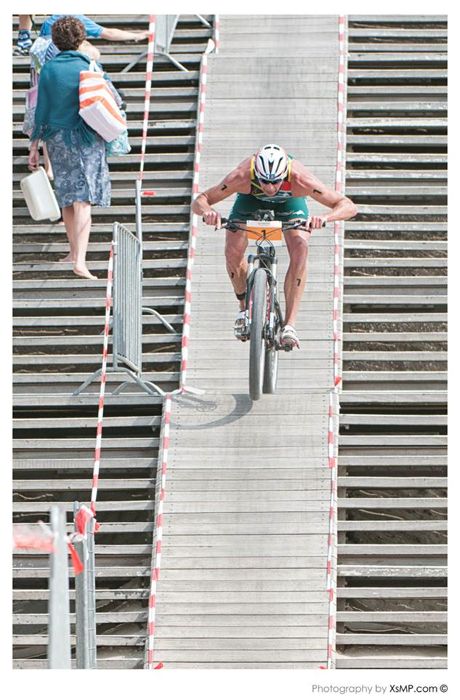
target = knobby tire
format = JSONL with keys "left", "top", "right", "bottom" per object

{"left": 249, "top": 268, "right": 268, "bottom": 401}
{"left": 263, "top": 341, "right": 279, "bottom": 394}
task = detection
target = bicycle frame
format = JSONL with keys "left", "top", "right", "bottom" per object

{"left": 246, "top": 237, "right": 280, "bottom": 348}
{"left": 212, "top": 211, "right": 324, "bottom": 398}
{"left": 222, "top": 212, "right": 310, "bottom": 347}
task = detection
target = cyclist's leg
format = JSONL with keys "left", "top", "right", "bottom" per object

{"left": 276, "top": 197, "right": 311, "bottom": 329}
{"left": 283, "top": 229, "right": 311, "bottom": 327}
{"left": 225, "top": 194, "right": 263, "bottom": 309}
{"left": 225, "top": 229, "right": 248, "bottom": 310}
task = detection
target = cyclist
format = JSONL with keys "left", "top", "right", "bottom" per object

{"left": 192, "top": 144, "right": 357, "bottom": 349}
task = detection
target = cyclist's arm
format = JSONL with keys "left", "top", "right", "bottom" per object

{"left": 192, "top": 169, "right": 245, "bottom": 226}
{"left": 293, "top": 164, "right": 358, "bottom": 224}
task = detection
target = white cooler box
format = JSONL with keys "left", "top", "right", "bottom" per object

{"left": 20, "top": 167, "right": 61, "bottom": 221}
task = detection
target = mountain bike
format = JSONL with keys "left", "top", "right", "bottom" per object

{"left": 220, "top": 210, "right": 313, "bottom": 401}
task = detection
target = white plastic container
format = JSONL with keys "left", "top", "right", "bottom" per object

{"left": 20, "top": 167, "right": 61, "bottom": 221}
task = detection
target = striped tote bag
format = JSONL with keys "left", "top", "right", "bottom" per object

{"left": 79, "top": 61, "right": 126, "bottom": 142}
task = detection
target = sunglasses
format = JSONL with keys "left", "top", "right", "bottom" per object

{"left": 258, "top": 177, "right": 283, "bottom": 186}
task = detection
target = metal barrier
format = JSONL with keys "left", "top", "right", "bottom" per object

{"left": 155, "top": 15, "right": 186, "bottom": 71}
{"left": 14, "top": 508, "right": 80, "bottom": 668}
{"left": 111, "top": 222, "right": 175, "bottom": 396}
{"left": 113, "top": 222, "right": 142, "bottom": 376}
{"left": 13, "top": 506, "right": 97, "bottom": 668}
{"left": 74, "top": 221, "right": 176, "bottom": 397}
{"left": 73, "top": 502, "right": 97, "bottom": 669}
{"left": 122, "top": 14, "right": 188, "bottom": 73}
{"left": 48, "top": 506, "right": 72, "bottom": 669}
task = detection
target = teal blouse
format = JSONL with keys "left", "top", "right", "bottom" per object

{"left": 31, "top": 50, "right": 97, "bottom": 144}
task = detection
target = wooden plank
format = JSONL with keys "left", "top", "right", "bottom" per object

{"left": 12, "top": 588, "right": 148, "bottom": 601}
{"left": 338, "top": 477, "right": 446, "bottom": 488}
{"left": 337, "top": 611, "right": 446, "bottom": 622}
{"left": 336, "top": 658, "right": 446, "bottom": 669}
{"left": 337, "top": 587, "right": 446, "bottom": 599}
{"left": 152, "top": 638, "right": 327, "bottom": 650}
{"left": 339, "top": 414, "right": 446, "bottom": 426}
{"left": 337, "top": 634, "right": 446, "bottom": 646}
{"left": 120, "top": 650, "right": 326, "bottom": 663}
{"left": 338, "top": 521, "right": 446, "bottom": 532}
{"left": 337, "top": 565, "right": 446, "bottom": 577}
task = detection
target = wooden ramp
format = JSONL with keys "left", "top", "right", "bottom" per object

{"left": 154, "top": 392, "right": 338, "bottom": 668}
{"left": 151, "top": 15, "right": 342, "bottom": 668}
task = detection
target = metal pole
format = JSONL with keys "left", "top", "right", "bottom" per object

{"left": 112, "top": 225, "right": 119, "bottom": 371}
{"left": 120, "top": 48, "right": 148, "bottom": 74}
{"left": 74, "top": 502, "right": 90, "bottom": 668}
{"left": 48, "top": 506, "right": 71, "bottom": 669}
{"left": 195, "top": 14, "right": 211, "bottom": 27}
{"left": 87, "top": 515, "right": 97, "bottom": 668}
{"left": 135, "top": 178, "right": 143, "bottom": 249}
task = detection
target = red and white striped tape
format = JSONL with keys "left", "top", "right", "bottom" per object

{"left": 332, "top": 15, "right": 348, "bottom": 389}
{"left": 90, "top": 244, "right": 114, "bottom": 522}
{"left": 86, "top": 16, "right": 155, "bottom": 526}
{"left": 144, "top": 36, "right": 216, "bottom": 667}
{"left": 213, "top": 15, "right": 220, "bottom": 53}
{"left": 13, "top": 524, "right": 55, "bottom": 553}
{"left": 75, "top": 504, "right": 94, "bottom": 538}
{"left": 325, "top": 392, "right": 338, "bottom": 669}
{"left": 323, "top": 15, "right": 348, "bottom": 671}
{"left": 145, "top": 393, "right": 172, "bottom": 670}
{"left": 13, "top": 524, "right": 84, "bottom": 575}
{"left": 138, "top": 16, "right": 156, "bottom": 186}
{"left": 179, "top": 39, "right": 214, "bottom": 391}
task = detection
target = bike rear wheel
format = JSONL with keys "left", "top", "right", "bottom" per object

{"left": 263, "top": 295, "right": 281, "bottom": 394}
{"left": 249, "top": 268, "right": 268, "bottom": 401}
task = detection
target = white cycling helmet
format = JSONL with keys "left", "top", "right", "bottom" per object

{"left": 254, "top": 144, "right": 288, "bottom": 182}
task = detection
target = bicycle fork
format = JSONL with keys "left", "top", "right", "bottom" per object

{"left": 245, "top": 255, "right": 280, "bottom": 346}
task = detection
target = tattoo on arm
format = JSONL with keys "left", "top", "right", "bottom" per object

{"left": 296, "top": 278, "right": 301, "bottom": 287}
{"left": 313, "top": 189, "right": 323, "bottom": 195}
{"left": 221, "top": 184, "right": 228, "bottom": 191}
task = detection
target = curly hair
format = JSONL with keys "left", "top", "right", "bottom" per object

{"left": 51, "top": 16, "right": 86, "bottom": 51}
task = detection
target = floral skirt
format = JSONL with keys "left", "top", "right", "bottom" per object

{"left": 45, "top": 130, "right": 111, "bottom": 208}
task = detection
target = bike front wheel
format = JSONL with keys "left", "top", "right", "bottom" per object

{"left": 263, "top": 343, "right": 279, "bottom": 394}
{"left": 249, "top": 268, "right": 268, "bottom": 401}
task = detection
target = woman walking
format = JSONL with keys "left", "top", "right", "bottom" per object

{"left": 28, "top": 16, "right": 111, "bottom": 280}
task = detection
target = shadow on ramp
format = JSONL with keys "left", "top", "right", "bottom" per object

{"left": 172, "top": 393, "right": 253, "bottom": 430}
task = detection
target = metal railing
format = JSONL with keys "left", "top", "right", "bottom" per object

{"left": 111, "top": 221, "right": 175, "bottom": 396}
{"left": 121, "top": 14, "right": 188, "bottom": 73}
{"left": 73, "top": 502, "right": 97, "bottom": 669}
{"left": 48, "top": 506, "right": 72, "bottom": 668}
{"left": 74, "top": 221, "right": 176, "bottom": 397}
{"left": 113, "top": 222, "right": 142, "bottom": 375}
{"left": 13, "top": 503, "right": 97, "bottom": 669}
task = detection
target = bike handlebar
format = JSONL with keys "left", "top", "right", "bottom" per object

{"left": 215, "top": 217, "right": 327, "bottom": 233}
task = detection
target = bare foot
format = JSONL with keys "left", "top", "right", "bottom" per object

{"left": 73, "top": 266, "right": 98, "bottom": 280}
{"left": 59, "top": 255, "right": 74, "bottom": 263}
